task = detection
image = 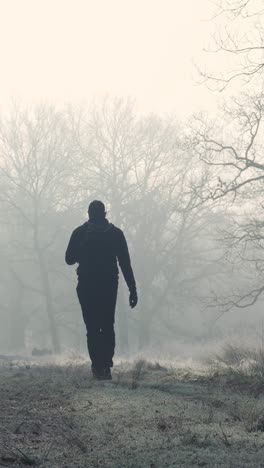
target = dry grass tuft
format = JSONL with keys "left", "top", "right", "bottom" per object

{"left": 215, "top": 343, "right": 256, "bottom": 366}
{"left": 212, "top": 343, "right": 264, "bottom": 394}
{"left": 228, "top": 399, "right": 264, "bottom": 433}
{"left": 131, "top": 359, "right": 146, "bottom": 389}
{"left": 145, "top": 361, "right": 167, "bottom": 371}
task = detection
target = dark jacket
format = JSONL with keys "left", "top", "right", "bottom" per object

{"left": 65, "top": 219, "right": 136, "bottom": 292}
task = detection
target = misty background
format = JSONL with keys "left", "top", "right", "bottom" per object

{"left": 0, "top": 0, "right": 263, "bottom": 357}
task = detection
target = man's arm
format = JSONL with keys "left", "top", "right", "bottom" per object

{"left": 65, "top": 228, "right": 81, "bottom": 265}
{"left": 116, "top": 230, "right": 138, "bottom": 307}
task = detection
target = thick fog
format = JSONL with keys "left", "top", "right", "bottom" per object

{"left": 0, "top": 0, "right": 264, "bottom": 357}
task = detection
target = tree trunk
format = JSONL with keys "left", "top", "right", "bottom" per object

{"left": 138, "top": 308, "right": 151, "bottom": 351}
{"left": 33, "top": 208, "right": 61, "bottom": 354}
{"left": 37, "top": 250, "right": 61, "bottom": 353}
{"left": 8, "top": 272, "right": 26, "bottom": 351}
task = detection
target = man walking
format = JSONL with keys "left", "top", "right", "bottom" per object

{"left": 65, "top": 200, "right": 138, "bottom": 380}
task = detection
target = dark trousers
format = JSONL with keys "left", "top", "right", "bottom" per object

{"left": 77, "top": 278, "right": 118, "bottom": 369}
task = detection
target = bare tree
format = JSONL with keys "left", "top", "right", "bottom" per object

{"left": 192, "top": 93, "right": 264, "bottom": 316}
{"left": 0, "top": 104, "right": 73, "bottom": 352}
{"left": 0, "top": 99, "right": 225, "bottom": 353}
{"left": 200, "top": 0, "right": 264, "bottom": 91}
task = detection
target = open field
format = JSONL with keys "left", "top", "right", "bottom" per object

{"left": 1, "top": 352, "right": 264, "bottom": 468}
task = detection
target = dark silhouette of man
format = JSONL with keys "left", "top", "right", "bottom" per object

{"left": 65, "top": 200, "right": 138, "bottom": 380}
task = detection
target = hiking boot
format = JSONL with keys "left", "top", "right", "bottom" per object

{"left": 101, "top": 367, "right": 112, "bottom": 380}
{"left": 91, "top": 366, "right": 103, "bottom": 380}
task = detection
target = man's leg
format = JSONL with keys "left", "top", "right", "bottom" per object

{"left": 100, "top": 280, "right": 118, "bottom": 373}
{"left": 101, "top": 315, "right": 115, "bottom": 369}
{"left": 76, "top": 284, "right": 104, "bottom": 372}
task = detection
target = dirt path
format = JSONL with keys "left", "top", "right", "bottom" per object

{"left": 0, "top": 358, "right": 264, "bottom": 467}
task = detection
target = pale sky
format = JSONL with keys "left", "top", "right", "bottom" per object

{"left": 0, "top": 0, "right": 217, "bottom": 116}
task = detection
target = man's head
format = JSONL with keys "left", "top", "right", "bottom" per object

{"left": 88, "top": 200, "right": 106, "bottom": 221}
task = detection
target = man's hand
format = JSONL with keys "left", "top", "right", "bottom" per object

{"left": 129, "top": 289, "right": 138, "bottom": 308}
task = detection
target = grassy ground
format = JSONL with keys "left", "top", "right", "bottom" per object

{"left": 1, "top": 351, "right": 264, "bottom": 467}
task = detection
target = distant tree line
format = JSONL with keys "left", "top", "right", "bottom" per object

{"left": 0, "top": 98, "right": 234, "bottom": 353}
